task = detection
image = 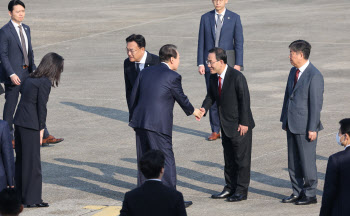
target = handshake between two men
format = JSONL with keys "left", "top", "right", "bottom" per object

{"left": 193, "top": 108, "right": 249, "bottom": 136}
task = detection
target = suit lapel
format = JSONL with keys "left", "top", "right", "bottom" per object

{"left": 221, "top": 67, "right": 231, "bottom": 98}
{"left": 144, "top": 51, "right": 152, "bottom": 68}
{"left": 23, "top": 24, "right": 31, "bottom": 55}
{"left": 212, "top": 75, "right": 219, "bottom": 100}
{"left": 210, "top": 10, "right": 216, "bottom": 41}
{"left": 292, "top": 63, "right": 312, "bottom": 93}
{"left": 220, "top": 12, "right": 232, "bottom": 43}
{"left": 8, "top": 21, "right": 23, "bottom": 54}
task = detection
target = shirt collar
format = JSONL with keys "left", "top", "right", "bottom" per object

{"left": 345, "top": 144, "right": 350, "bottom": 150}
{"left": 215, "top": 8, "right": 226, "bottom": 17}
{"left": 218, "top": 64, "right": 228, "bottom": 79}
{"left": 298, "top": 60, "right": 310, "bottom": 73}
{"left": 147, "top": 179, "right": 162, "bottom": 182}
{"left": 11, "top": 19, "right": 22, "bottom": 29}
{"left": 136, "top": 51, "right": 147, "bottom": 64}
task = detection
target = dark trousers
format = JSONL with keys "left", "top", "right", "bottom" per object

{"left": 135, "top": 128, "right": 176, "bottom": 189}
{"left": 204, "top": 72, "right": 220, "bottom": 133}
{"left": 3, "top": 84, "right": 50, "bottom": 139}
{"left": 221, "top": 128, "right": 252, "bottom": 195}
{"left": 14, "top": 125, "right": 42, "bottom": 205}
{"left": 287, "top": 129, "right": 318, "bottom": 197}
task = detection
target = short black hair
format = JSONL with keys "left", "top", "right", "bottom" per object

{"left": 8, "top": 0, "right": 25, "bottom": 12}
{"left": 289, "top": 40, "right": 312, "bottom": 60}
{"left": 339, "top": 118, "right": 350, "bottom": 136}
{"left": 159, "top": 44, "right": 178, "bottom": 63}
{"left": 0, "top": 188, "right": 22, "bottom": 215}
{"left": 139, "top": 150, "right": 165, "bottom": 179}
{"left": 208, "top": 47, "right": 227, "bottom": 64}
{"left": 125, "top": 34, "right": 146, "bottom": 48}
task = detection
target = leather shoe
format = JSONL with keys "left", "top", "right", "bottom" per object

{"left": 25, "top": 202, "right": 49, "bottom": 208}
{"left": 184, "top": 201, "right": 192, "bottom": 208}
{"left": 295, "top": 196, "right": 317, "bottom": 205}
{"left": 282, "top": 194, "right": 299, "bottom": 203}
{"left": 42, "top": 135, "right": 64, "bottom": 144}
{"left": 226, "top": 193, "right": 247, "bottom": 202}
{"left": 211, "top": 190, "right": 232, "bottom": 199}
{"left": 208, "top": 132, "right": 220, "bottom": 141}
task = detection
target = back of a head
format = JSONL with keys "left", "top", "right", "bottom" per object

{"left": 159, "top": 44, "right": 177, "bottom": 63}
{"left": 289, "top": 40, "right": 312, "bottom": 60}
{"left": 139, "top": 150, "right": 165, "bottom": 179}
{"left": 339, "top": 118, "right": 350, "bottom": 136}
{"left": 0, "top": 188, "right": 22, "bottom": 216}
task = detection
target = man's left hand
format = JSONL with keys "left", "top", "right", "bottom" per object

{"left": 308, "top": 131, "right": 317, "bottom": 141}
{"left": 234, "top": 65, "right": 241, "bottom": 71}
{"left": 238, "top": 124, "right": 248, "bottom": 136}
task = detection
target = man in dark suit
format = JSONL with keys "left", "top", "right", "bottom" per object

{"left": 129, "top": 44, "right": 201, "bottom": 207}
{"left": 320, "top": 118, "right": 350, "bottom": 216}
{"left": 200, "top": 47, "right": 254, "bottom": 202}
{"left": 0, "top": 0, "right": 63, "bottom": 146}
{"left": 120, "top": 150, "right": 187, "bottom": 216}
{"left": 124, "top": 34, "right": 159, "bottom": 110}
{"left": 0, "top": 120, "right": 14, "bottom": 191}
{"left": 280, "top": 40, "right": 324, "bottom": 205}
{"left": 197, "top": 0, "right": 244, "bottom": 141}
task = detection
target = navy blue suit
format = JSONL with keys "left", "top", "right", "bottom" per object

{"left": 0, "top": 120, "right": 14, "bottom": 191}
{"left": 320, "top": 147, "right": 350, "bottom": 216}
{"left": 13, "top": 77, "right": 51, "bottom": 205}
{"left": 129, "top": 63, "right": 194, "bottom": 188}
{"left": 197, "top": 9, "right": 244, "bottom": 134}
{"left": 0, "top": 20, "right": 36, "bottom": 139}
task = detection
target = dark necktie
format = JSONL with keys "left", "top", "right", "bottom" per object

{"left": 218, "top": 76, "right": 222, "bottom": 97}
{"left": 293, "top": 69, "right": 300, "bottom": 88}
{"left": 135, "top": 63, "right": 140, "bottom": 73}
{"left": 215, "top": 14, "right": 223, "bottom": 47}
{"left": 18, "top": 25, "right": 29, "bottom": 66}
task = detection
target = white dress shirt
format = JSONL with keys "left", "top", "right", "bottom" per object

{"left": 11, "top": 20, "right": 28, "bottom": 54}
{"left": 218, "top": 64, "right": 228, "bottom": 87}
{"left": 297, "top": 60, "right": 310, "bottom": 80}
{"left": 135, "top": 51, "right": 148, "bottom": 71}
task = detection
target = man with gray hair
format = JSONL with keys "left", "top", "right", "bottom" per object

{"left": 280, "top": 40, "right": 324, "bottom": 205}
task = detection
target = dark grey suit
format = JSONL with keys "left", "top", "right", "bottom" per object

{"left": 280, "top": 62, "right": 324, "bottom": 197}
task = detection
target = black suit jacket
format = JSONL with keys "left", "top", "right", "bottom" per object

{"left": 320, "top": 147, "right": 350, "bottom": 216}
{"left": 202, "top": 66, "right": 254, "bottom": 137}
{"left": 120, "top": 180, "right": 187, "bottom": 216}
{"left": 124, "top": 51, "right": 160, "bottom": 109}
{"left": 0, "top": 120, "right": 14, "bottom": 190}
{"left": 13, "top": 77, "right": 51, "bottom": 130}
{"left": 129, "top": 63, "right": 194, "bottom": 137}
{"left": 0, "top": 21, "right": 36, "bottom": 84}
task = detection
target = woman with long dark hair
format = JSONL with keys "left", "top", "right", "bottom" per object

{"left": 13, "top": 52, "right": 64, "bottom": 207}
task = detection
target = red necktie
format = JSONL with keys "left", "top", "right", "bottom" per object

{"left": 293, "top": 69, "right": 300, "bottom": 88}
{"left": 218, "top": 76, "right": 222, "bottom": 97}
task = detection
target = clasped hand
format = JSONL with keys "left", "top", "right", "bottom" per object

{"left": 193, "top": 108, "right": 205, "bottom": 121}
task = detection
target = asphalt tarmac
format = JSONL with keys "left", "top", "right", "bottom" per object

{"left": 0, "top": 0, "right": 350, "bottom": 215}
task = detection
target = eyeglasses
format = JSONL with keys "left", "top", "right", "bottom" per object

{"left": 126, "top": 48, "right": 139, "bottom": 54}
{"left": 206, "top": 60, "right": 219, "bottom": 65}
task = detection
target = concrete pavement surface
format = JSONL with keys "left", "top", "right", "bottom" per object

{"left": 1, "top": 0, "right": 350, "bottom": 215}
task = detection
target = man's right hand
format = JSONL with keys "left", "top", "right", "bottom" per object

{"left": 10, "top": 74, "right": 21, "bottom": 85}
{"left": 198, "top": 65, "right": 205, "bottom": 75}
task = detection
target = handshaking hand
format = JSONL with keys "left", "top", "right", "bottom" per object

{"left": 193, "top": 108, "right": 205, "bottom": 121}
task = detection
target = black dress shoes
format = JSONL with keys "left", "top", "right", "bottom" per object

{"left": 295, "top": 196, "right": 317, "bottom": 205}
{"left": 226, "top": 193, "right": 247, "bottom": 202}
{"left": 184, "top": 201, "right": 193, "bottom": 208}
{"left": 282, "top": 194, "right": 299, "bottom": 203}
{"left": 211, "top": 190, "right": 232, "bottom": 199}
{"left": 25, "top": 202, "right": 49, "bottom": 208}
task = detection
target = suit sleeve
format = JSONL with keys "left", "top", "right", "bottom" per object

{"left": 129, "top": 71, "right": 141, "bottom": 121}
{"left": 1, "top": 123, "right": 15, "bottom": 187}
{"left": 233, "top": 15, "right": 244, "bottom": 66}
{"left": 37, "top": 81, "right": 51, "bottom": 130}
{"left": 27, "top": 27, "right": 36, "bottom": 72}
{"left": 197, "top": 15, "right": 205, "bottom": 66}
{"left": 119, "top": 192, "right": 129, "bottom": 216}
{"left": 201, "top": 76, "right": 215, "bottom": 116}
{"left": 0, "top": 29, "right": 16, "bottom": 77}
{"left": 124, "top": 62, "right": 132, "bottom": 110}
{"left": 175, "top": 192, "right": 187, "bottom": 216}
{"left": 170, "top": 75, "right": 194, "bottom": 116}
{"left": 236, "top": 74, "right": 250, "bottom": 126}
{"left": 320, "top": 155, "right": 338, "bottom": 216}
{"left": 308, "top": 73, "right": 324, "bottom": 131}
